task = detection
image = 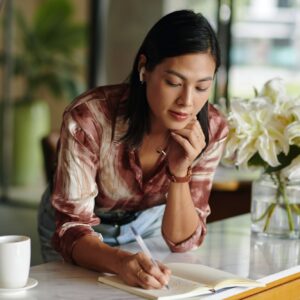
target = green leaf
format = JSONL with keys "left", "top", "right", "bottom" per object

{"left": 0, "top": 0, "right": 86, "bottom": 102}
{"left": 33, "top": 0, "right": 86, "bottom": 54}
{"left": 34, "top": 0, "right": 73, "bottom": 37}
{"left": 248, "top": 153, "right": 268, "bottom": 169}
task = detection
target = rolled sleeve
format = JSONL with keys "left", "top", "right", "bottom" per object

{"left": 162, "top": 210, "right": 205, "bottom": 252}
{"left": 163, "top": 105, "right": 228, "bottom": 252}
{"left": 52, "top": 218, "right": 101, "bottom": 263}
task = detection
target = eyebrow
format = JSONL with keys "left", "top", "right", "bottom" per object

{"left": 165, "top": 70, "right": 213, "bottom": 82}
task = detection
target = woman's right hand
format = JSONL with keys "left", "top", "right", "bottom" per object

{"left": 117, "top": 252, "right": 171, "bottom": 289}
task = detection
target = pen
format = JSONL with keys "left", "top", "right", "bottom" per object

{"left": 130, "top": 225, "right": 170, "bottom": 290}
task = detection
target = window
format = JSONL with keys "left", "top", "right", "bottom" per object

{"left": 230, "top": 0, "right": 300, "bottom": 98}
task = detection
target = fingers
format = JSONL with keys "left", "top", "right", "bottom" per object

{"left": 135, "top": 253, "right": 170, "bottom": 289}
{"left": 156, "top": 261, "right": 172, "bottom": 276}
{"left": 171, "top": 131, "right": 195, "bottom": 155}
{"left": 184, "top": 119, "right": 205, "bottom": 143}
{"left": 172, "top": 118, "right": 206, "bottom": 152}
{"left": 136, "top": 268, "right": 163, "bottom": 289}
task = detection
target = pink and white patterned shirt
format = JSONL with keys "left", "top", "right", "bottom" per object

{"left": 51, "top": 84, "right": 228, "bottom": 262}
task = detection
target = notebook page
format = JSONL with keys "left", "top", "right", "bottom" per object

{"left": 98, "top": 274, "right": 211, "bottom": 300}
{"left": 167, "top": 263, "right": 242, "bottom": 287}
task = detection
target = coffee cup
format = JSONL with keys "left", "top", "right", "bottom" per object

{"left": 0, "top": 235, "right": 31, "bottom": 289}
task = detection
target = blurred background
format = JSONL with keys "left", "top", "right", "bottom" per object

{"left": 0, "top": 0, "right": 300, "bottom": 265}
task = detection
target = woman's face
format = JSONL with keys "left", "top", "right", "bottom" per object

{"left": 144, "top": 52, "right": 216, "bottom": 133}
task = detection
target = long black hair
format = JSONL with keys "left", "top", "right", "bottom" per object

{"left": 121, "top": 10, "right": 221, "bottom": 150}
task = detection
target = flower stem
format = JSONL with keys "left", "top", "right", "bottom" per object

{"left": 263, "top": 203, "right": 276, "bottom": 232}
{"left": 277, "top": 173, "right": 294, "bottom": 232}
{"left": 252, "top": 202, "right": 276, "bottom": 222}
{"left": 252, "top": 172, "right": 296, "bottom": 234}
{"left": 291, "top": 204, "right": 300, "bottom": 215}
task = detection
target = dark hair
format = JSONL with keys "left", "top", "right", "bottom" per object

{"left": 122, "top": 10, "right": 220, "bottom": 151}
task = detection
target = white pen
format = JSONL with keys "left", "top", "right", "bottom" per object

{"left": 130, "top": 225, "right": 170, "bottom": 289}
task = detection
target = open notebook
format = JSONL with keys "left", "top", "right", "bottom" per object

{"left": 97, "top": 263, "right": 265, "bottom": 300}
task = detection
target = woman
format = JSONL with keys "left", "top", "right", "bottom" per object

{"left": 38, "top": 9, "right": 228, "bottom": 289}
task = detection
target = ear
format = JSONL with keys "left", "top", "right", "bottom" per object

{"left": 138, "top": 54, "right": 147, "bottom": 69}
{"left": 138, "top": 54, "right": 147, "bottom": 83}
{"left": 139, "top": 67, "right": 145, "bottom": 82}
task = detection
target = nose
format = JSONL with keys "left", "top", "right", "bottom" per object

{"left": 177, "top": 86, "right": 193, "bottom": 106}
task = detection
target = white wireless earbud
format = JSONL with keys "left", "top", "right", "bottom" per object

{"left": 139, "top": 67, "right": 145, "bottom": 83}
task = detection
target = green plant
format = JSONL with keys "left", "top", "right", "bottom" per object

{"left": 10, "top": 0, "right": 86, "bottom": 102}
{"left": 0, "top": 0, "right": 87, "bottom": 186}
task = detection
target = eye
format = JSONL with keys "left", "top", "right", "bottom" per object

{"left": 165, "top": 79, "right": 181, "bottom": 87}
{"left": 196, "top": 86, "right": 209, "bottom": 92}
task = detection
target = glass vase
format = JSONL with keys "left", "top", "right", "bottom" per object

{"left": 251, "top": 172, "right": 300, "bottom": 239}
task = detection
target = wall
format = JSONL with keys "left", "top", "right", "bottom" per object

{"left": 102, "top": 0, "right": 163, "bottom": 85}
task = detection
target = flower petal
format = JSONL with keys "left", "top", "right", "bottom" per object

{"left": 257, "top": 134, "right": 280, "bottom": 167}
{"left": 281, "top": 155, "right": 300, "bottom": 181}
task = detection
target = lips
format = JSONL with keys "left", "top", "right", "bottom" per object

{"left": 169, "top": 110, "right": 190, "bottom": 121}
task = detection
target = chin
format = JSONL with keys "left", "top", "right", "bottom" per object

{"left": 166, "top": 121, "right": 189, "bottom": 131}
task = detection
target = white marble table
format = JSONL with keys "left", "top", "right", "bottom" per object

{"left": 1, "top": 214, "right": 300, "bottom": 299}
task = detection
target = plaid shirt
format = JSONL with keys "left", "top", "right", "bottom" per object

{"left": 51, "top": 84, "right": 228, "bottom": 262}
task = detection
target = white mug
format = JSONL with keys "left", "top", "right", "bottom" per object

{"left": 0, "top": 235, "right": 31, "bottom": 289}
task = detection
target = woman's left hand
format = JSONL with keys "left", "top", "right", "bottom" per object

{"left": 167, "top": 117, "right": 206, "bottom": 176}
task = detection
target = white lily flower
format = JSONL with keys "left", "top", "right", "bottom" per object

{"left": 281, "top": 156, "right": 300, "bottom": 181}
{"left": 223, "top": 78, "right": 300, "bottom": 171}
{"left": 289, "top": 105, "right": 300, "bottom": 121}
{"left": 285, "top": 121, "right": 300, "bottom": 147}
{"left": 256, "top": 133, "right": 280, "bottom": 167}
{"left": 236, "top": 137, "right": 257, "bottom": 166}
{"left": 223, "top": 130, "right": 239, "bottom": 160}
{"left": 260, "top": 78, "right": 289, "bottom": 104}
